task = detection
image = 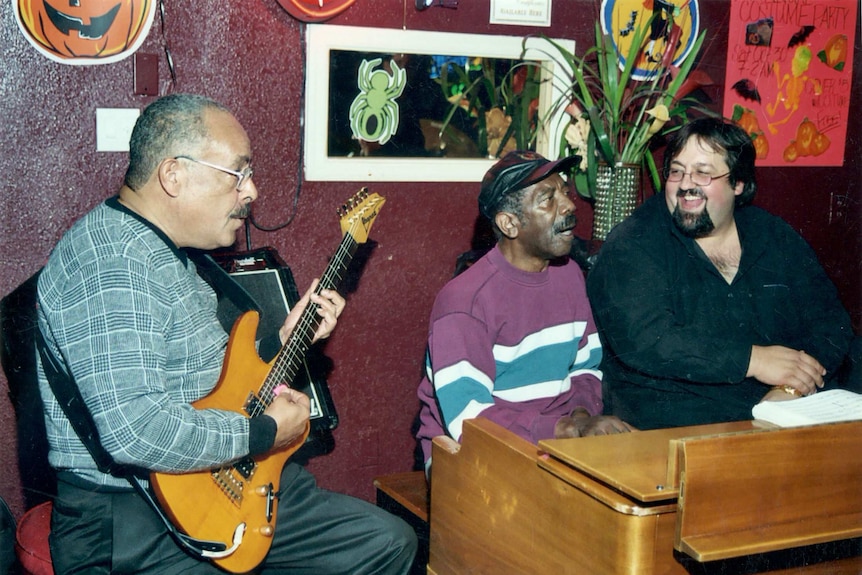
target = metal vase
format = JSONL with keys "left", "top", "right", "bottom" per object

{"left": 592, "top": 163, "right": 641, "bottom": 241}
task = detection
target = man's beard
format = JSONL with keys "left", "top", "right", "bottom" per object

{"left": 672, "top": 197, "right": 714, "bottom": 238}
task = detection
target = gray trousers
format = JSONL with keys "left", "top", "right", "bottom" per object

{"left": 50, "top": 463, "right": 417, "bottom": 574}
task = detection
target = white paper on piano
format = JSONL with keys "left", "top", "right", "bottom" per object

{"left": 752, "top": 388, "right": 862, "bottom": 427}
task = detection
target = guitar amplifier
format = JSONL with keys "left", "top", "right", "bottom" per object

{"left": 209, "top": 247, "right": 339, "bottom": 457}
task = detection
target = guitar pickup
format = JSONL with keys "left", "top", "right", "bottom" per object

{"left": 243, "top": 392, "right": 262, "bottom": 417}
{"left": 234, "top": 457, "right": 256, "bottom": 479}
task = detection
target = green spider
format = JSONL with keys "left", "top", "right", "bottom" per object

{"left": 348, "top": 58, "right": 407, "bottom": 146}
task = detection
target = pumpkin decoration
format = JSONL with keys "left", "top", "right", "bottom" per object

{"left": 14, "top": 0, "right": 156, "bottom": 65}
{"left": 811, "top": 131, "right": 831, "bottom": 156}
{"left": 732, "top": 104, "right": 769, "bottom": 160}
{"left": 752, "top": 133, "right": 769, "bottom": 160}
{"left": 277, "top": 0, "right": 356, "bottom": 22}
{"left": 782, "top": 119, "right": 831, "bottom": 163}
{"left": 795, "top": 117, "right": 817, "bottom": 156}
{"left": 817, "top": 34, "right": 847, "bottom": 71}
{"left": 782, "top": 141, "right": 800, "bottom": 163}
{"left": 736, "top": 109, "right": 759, "bottom": 136}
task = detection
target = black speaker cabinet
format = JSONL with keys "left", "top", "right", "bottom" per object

{"left": 210, "top": 247, "right": 339, "bottom": 457}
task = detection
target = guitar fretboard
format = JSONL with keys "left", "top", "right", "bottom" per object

{"left": 252, "top": 232, "right": 359, "bottom": 413}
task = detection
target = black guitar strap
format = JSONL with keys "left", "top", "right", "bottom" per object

{"left": 189, "top": 252, "right": 262, "bottom": 327}
{"left": 36, "top": 312, "right": 232, "bottom": 558}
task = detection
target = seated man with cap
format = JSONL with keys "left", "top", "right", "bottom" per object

{"left": 416, "top": 151, "right": 635, "bottom": 475}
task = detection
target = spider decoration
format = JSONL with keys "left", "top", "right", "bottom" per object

{"left": 348, "top": 57, "right": 407, "bottom": 146}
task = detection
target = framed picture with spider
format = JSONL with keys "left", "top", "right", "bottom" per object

{"left": 303, "top": 24, "right": 574, "bottom": 182}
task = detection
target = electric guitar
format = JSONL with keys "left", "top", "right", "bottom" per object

{"left": 150, "top": 189, "right": 385, "bottom": 573}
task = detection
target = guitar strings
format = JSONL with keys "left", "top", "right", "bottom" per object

{"left": 251, "top": 215, "right": 364, "bottom": 414}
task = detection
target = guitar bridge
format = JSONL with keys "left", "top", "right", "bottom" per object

{"left": 211, "top": 457, "right": 257, "bottom": 507}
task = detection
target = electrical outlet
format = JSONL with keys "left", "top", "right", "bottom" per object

{"left": 134, "top": 53, "right": 159, "bottom": 96}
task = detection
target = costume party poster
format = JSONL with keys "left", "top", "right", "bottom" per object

{"left": 722, "top": 0, "right": 857, "bottom": 166}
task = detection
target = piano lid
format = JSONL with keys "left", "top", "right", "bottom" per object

{"left": 538, "top": 421, "right": 766, "bottom": 503}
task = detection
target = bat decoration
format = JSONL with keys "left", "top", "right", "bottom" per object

{"left": 788, "top": 25, "right": 815, "bottom": 48}
{"left": 732, "top": 79, "right": 761, "bottom": 104}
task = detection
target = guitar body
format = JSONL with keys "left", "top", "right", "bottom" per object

{"left": 150, "top": 311, "right": 308, "bottom": 574}
{"left": 149, "top": 189, "right": 384, "bottom": 573}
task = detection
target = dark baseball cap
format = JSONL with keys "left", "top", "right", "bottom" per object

{"left": 478, "top": 151, "right": 580, "bottom": 221}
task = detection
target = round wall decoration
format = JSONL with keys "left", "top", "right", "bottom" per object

{"left": 13, "top": 0, "right": 156, "bottom": 65}
{"left": 600, "top": 0, "right": 700, "bottom": 81}
{"left": 277, "top": 0, "right": 357, "bottom": 23}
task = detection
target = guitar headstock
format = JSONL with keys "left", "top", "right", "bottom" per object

{"left": 338, "top": 187, "right": 386, "bottom": 244}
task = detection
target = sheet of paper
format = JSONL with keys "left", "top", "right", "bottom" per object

{"left": 752, "top": 389, "right": 862, "bottom": 427}
{"left": 490, "top": 0, "right": 551, "bottom": 27}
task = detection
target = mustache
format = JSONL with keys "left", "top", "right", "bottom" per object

{"left": 677, "top": 188, "right": 705, "bottom": 199}
{"left": 230, "top": 205, "right": 251, "bottom": 219}
{"left": 554, "top": 214, "right": 577, "bottom": 233}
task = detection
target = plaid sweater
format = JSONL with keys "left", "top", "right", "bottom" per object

{"left": 37, "top": 197, "right": 259, "bottom": 488}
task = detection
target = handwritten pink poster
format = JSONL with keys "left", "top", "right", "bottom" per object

{"left": 723, "top": 0, "right": 857, "bottom": 166}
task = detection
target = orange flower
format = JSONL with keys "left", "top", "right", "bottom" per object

{"left": 511, "top": 67, "right": 527, "bottom": 95}
{"left": 674, "top": 70, "right": 715, "bottom": 102}
{"left": 659, "top": 24, "right": 683, "bottom": 70}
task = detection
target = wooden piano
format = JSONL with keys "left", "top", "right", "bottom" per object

{"left": 428, "top": 417, "right": 862, "bottom": 574}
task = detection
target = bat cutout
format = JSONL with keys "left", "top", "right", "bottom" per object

{"left": 788, "top": 26, "right": 815, "bottom": 48}
{"left": 732, "top": 79, "right": 761, "bottom": 104}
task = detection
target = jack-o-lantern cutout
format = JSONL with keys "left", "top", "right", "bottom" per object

{"left": 14, "top": 0, "right": 156, "bottom": 65}
{"left": 277, "top": 0, "right": 356, "bottom": 22}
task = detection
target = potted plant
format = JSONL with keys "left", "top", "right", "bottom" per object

{"left": 436, "top": 57, "right": 542, "bottom": 158}
{"left": 535, "top": 14, "right": 715, "bottom": 239}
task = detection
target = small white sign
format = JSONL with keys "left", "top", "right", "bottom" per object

{"left": 96, "top": 108, "right": 140, "bottom": 152}
{"left": 490, "top": 0, "right": 552, "bottom": 27}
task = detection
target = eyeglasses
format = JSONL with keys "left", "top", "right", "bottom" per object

{"left": 175, "top": 155, "right": 254, "bottom": 190}
{"left": 663, "top": 168, "right": 730, "bottom": 187}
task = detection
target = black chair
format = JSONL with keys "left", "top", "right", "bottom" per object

{"left": 0, "top": 270, "right": 56, "bottom": 574}
{"left": 0, "top": 271, "right": 55, "bottom": 510}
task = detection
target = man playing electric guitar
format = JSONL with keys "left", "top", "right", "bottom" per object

{"left": 36, "top": 94, "right": 417, "bottom": 574}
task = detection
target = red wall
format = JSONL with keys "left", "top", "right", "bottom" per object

{"left": 1, "top": 0, "right": 859, "bottom": 519}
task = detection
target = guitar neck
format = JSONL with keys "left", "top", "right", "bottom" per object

{"left": 253, "top": 232, "right": 359, "bottom": 410}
